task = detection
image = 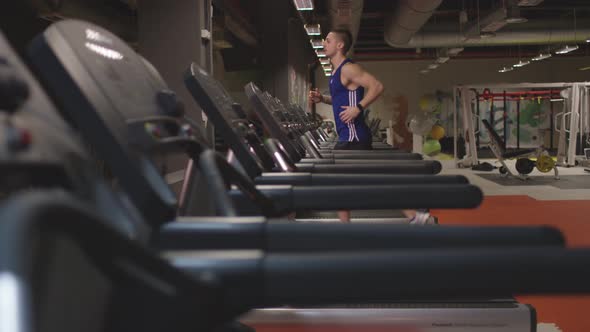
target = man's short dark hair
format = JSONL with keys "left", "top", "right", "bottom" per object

{"left": 331, "top": 28, "right": 353, "bottom": 55}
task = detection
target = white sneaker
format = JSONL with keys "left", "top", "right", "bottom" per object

{"left": 409, "top": 212, "right": 438, "bottom": 225}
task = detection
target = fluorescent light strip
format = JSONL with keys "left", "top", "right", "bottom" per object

{"left": 513, "top": 60, "right": 530, "bottom": 67}
{"left": 448, "top": 47, "right": 464, "bottom": 55}
{"left": 304, "top": 24, "right": 321, "bottom": 36}
{"left": 310, "top": 39, "right": 323, "bottom": 49}
{"left": 499, "top": 67, "right": 514, "bottom": 73}
{"left": 532, "top": 53, "right": 552, "bottom": 61}
{"left": 293, "top": 0, "right": 313, "bottom": 11}
{"left": 555, "top": 45, "right": 579, "bottom": 54}
{"left": 315, "top": 50, "right": 326, "bottom": 57}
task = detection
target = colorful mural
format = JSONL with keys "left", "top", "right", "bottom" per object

{"left": 477, "top": 96, "right": 551, "bottom": 148}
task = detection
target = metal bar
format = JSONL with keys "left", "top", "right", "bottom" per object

{"left": 550, "top": 93, "right": 554, "bottom": 150}
{"left": 503, "top": 90, "right": 507, "bottom": 151}
{"left": 476, "top": 92, "right": 480, "bottom": 150}
{"left": 517, "top": 100, "right": 521, "bottom": 149}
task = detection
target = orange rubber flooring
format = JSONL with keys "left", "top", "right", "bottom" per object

{"left": 432, "top": 195, "right": 590, "bottom": 332}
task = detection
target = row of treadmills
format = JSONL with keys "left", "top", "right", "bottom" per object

{"left": 0, "top": 19, "right": 589, "bottom": 332}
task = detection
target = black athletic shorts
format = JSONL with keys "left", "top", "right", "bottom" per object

{"left": 333, "top": 141, "right": 373, "bottom": 150}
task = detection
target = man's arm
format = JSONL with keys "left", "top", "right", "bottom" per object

{"left": 309, "top": 89, "right": 332, "bottom": 105}
{"left": 342, "top": 63, "right": 383, "bottom": 109}
{"left": 338, "top": 63, "right": 384, "bottom": 123}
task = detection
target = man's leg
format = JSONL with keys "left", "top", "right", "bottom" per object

{"left": 404, "top": 209, "right": 437, "bottom": 225}
{"left": 333, "top": 141, "right": 352, "bottom": 222}
{"left": 337, "top": 210, "right": 351, "bottom": 223}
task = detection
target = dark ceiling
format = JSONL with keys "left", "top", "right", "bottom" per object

{"left": 19, "top": 0, "right": 590, "bottom": 65}
{"left": 353, "top": 0, "right": 590, "bottom": 61}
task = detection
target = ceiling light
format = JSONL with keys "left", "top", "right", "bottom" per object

{"left": 304, "top": 24, "right": 321, "bottom": 36}
{"left": 436, "top": 57, "right": 450, "bottom": 64}
{"left": 499, "top": 67, "right": 514, "bottom": 73}
{"left": 586, "top": 38, "right": 590, "bottom": 43}
{"left": 505, "top": 17, "right": 528, "bottom": 24}
{"left": 427, "top": 64, "right": 439, "bottom": 70}
{"left": 513, "top": 60, "right": 530, "bottom": 67}
{"left": 579, "top": 66, "right": 590, "bottom": 71}
{"left": 555, "top": 45, "right": 579, "bottom": 54}
{"left": 532, "top": 53, "right": 552, "bottom": 61}
{"left": 319, "top": 58, "right": 330, "bottom": 65}
{"left": 420, "top": 69, "right": 430, "bottom": 74}
{"left": 550, "top": 98, "right": 564, "bottom": 102}
{"left": 517, "top": 0, "right": 544, "bottom": 6}
{"left": 322, "top": 65, "right": 332, "bottom": 71}
{"left": 310, "top": 39, "right": 323, "bottom": 49}
{"left": 324, "top": 71, "right": 332, "bottom": 76}
{"left": 448, "top": 47, "right": 464, "bottom": 56}
{"left": 293, "top": 0, "right": 313, "bottom": 11}
{"left": 315, "top": 50, "right": 326, "bottom": 57}
{"left": 479, "top": 31, "right": 497, "bottom": 39}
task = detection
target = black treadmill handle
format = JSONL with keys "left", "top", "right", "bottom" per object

{"left": 277, "top": 184, "right": 483, "bottom": 210}
{"left": 154, "top": 222, "right": 564, "bottom": 252}
{"left": 173, "top": 248, "right": 590, "bottom": 308}
{"left": 262, "top": 248, "right": 590, "bottom": 305}
{"left": 299, "top": 161, "right": 442, "bottom": 174}
{"left": 155, "top": 220, "right": 266, "bottom": 250}
{"left": 255, "top": 173, "right": 470, "bottom": 186}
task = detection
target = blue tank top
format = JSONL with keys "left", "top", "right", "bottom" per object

{"left": 329, "top": 58, "right": 371, "bottom": 143}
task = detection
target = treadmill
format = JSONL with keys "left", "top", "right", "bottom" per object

{"left": 182, "top": 62, "right": 457, "bottom": 220}
{"left": 186, "top": 65, "right": 442, "bottom": 174}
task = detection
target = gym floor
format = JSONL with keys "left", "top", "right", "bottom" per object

{"left": 433, "top": 159, "right": 590, "bottom": 331}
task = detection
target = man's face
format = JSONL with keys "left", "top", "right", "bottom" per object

{"left": 323, "top": 32, "right": 342, "bottom": 58}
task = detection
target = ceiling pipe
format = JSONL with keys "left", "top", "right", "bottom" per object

{"left": 384, "top": 0, "right": 443, "bottom": 47}
{"left": 386, "top": 28, "right": 590, "bottom": 48}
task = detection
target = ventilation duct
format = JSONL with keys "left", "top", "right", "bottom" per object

{"left": 386, "top": 27, "right": 590, "bottom": 49}
{"left": 384, "top": 0, "right": 443, "bottom": 47}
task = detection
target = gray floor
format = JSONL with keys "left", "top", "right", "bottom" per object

{"left": 476, "top": 174, "right": 590, "bottom": 189}
{"left": 438, "top": 159, "right": 590, "bottom": 200}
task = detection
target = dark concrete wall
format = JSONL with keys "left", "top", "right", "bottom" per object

{"left": 138, "top": 0, "right": 205, "bottom": 120}
{"left": 137, "top": 0, "right": 211, "bottom": 172}
{"left": 256, "top": 0, "right": 316, "bottom": 109}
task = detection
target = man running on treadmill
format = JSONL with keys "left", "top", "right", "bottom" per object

{"left": 309, "top": 28, "right": 435, "bottom": 224}
{"left": 309, "top": 29, "right": 380, "bottom": 150}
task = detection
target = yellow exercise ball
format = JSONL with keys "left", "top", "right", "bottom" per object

{"left": 419, "top": 94, "right": 437, "bottom": 112}
{"left": 430, "top": 124, "right": 445, "bottom": 140}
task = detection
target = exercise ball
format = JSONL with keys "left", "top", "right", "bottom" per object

{"left": 408, "top": 112, "right": 435, "bottom": 135}
{"left": 418, "top": 94, "right": 438, "bottom": 112}
{"left": 430, "top": 124, "right": 445, "bottom": 140}
{"left": 423, "top": 139, "right": 441, "bottom": 156}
